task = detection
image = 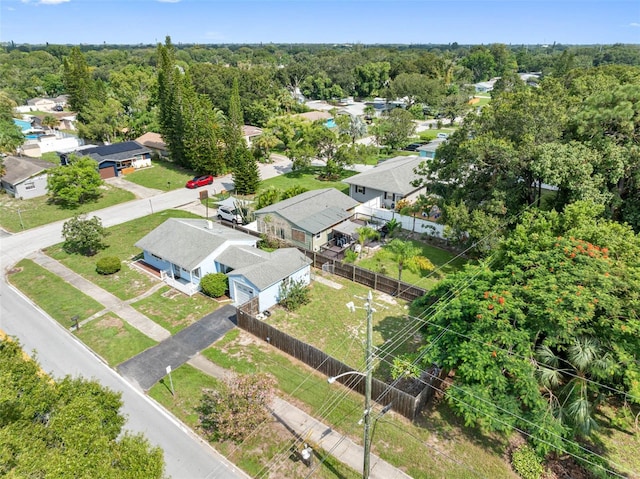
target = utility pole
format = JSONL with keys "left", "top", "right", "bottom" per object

{"left": 363, "top": 290, "right": 373, "bottom": 479}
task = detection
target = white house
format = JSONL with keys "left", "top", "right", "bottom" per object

{"left": 0, "top": 156, "right": 53, "bottom": 199}
{"left": 342, "top": 155, "right": 428, "bottom": 209}
{"left": 135, "top": 218, "right": 311, "bottom": 310}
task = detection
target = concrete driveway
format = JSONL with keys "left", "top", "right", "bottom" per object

{"left": 118, "top": 305, "right": 236, "bottom": 390}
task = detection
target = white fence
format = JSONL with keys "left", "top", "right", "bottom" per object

{"left": 355, "top": 200, "right": 446, "bottom": 239}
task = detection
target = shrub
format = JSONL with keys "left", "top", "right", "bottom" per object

{"left": 278, "top": 277, "right": 310, "bottom": 311}
{"left": 197, "top": 373, "right": 276, "bottom": 443}
{"left": 511, "top": 444, "right": 544, "bottom": 479}
{"left": 200, "top": 273, "right": 228, "bottom": 298}
{"left": 344, "top": 250, "right": 358, "bottom": 263}
{"left": 95, "top": 256, "right": 121, "bottom": 275}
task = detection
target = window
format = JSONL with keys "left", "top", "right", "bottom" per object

{"left": 24, "top": 181, "right": 35, "bottom": 190}
{"left": 292, "top": 229, "right": 306, "bottom": 242}
{"left": 150, "top": 253, "right": 162, "bottom": 261}
{"left": 278, "top": 228, "right": 286, "bottom": 239}
{"left": 193, "top": 267, "right": 201, "bottom": 279}
{"left": 384, "top": 192, "right": 389, "bottom": 200}
{"left": 355, "top": 185, "right": 365, "bottom": 194}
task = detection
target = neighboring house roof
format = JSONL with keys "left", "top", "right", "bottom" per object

{"left": 135, "top": 218, "right": 257, "bottom": 271}
{"left": 342, "top": 155, "right": 426, "bottom": 195}
{"left": 135, "top": 132, "right": 167, "bottom": 151}
{"left": 255, "top": 188, "right": 359, "bottom": 234}
{"left": 242, "top": 125, "right": 263, "bottom": 137}
{"left": 293, "top": 111, "right": 333, "bottom": 122}
{"left": 65, "top": 141, "right": 151, "bottom": 164}
{"left": 26, "top": 97, "right": 55, "bottom": 106}
{"left": 1, "top": 156, "right": 53, "bottom": 185}
{"left": 222, "top": 246, "right": 311, "bottom": 290}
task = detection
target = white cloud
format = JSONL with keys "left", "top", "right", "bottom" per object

{"left": 630, "top": 22, "right": 640, "bottom": 28}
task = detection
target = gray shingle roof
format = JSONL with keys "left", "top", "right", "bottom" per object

{"left": 224, "top": 247, "right": 311, "bottom": 290}
{"left": 1, "top": 156, "right": 53, "bottom": 185}
{"left": 255, "top": 188, "right": 359, "bottom": 234}
{"left": 134, "top": 219, "right": 257, "bottom": 271}
{"left": 342, "top": 155, "right": 425, "bottom": 195}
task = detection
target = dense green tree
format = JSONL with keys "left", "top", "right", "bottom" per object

{"left": 461, "top": 47, "right": 497, "bottom": 82}
{"left": 251, "top": 130, "right": 279, "bottom": 162}
{"left": 47, "top": 156, "right": 103, "bottom": 207}
{"left": 0, "top": 337, "right": 165, "bottom": 478}
{"left": 354, "top": 61, "right": 391, "bottom": 98}
{"left": 76, "top": 96, "right": 125, "bottom": 143}
{"left": 62, "top": 47, "right": 95, "bottom": 113}
{"left": 62, "top": 214, "right": 108, "bottom": 256}
{"left": 408, "top": 203, "right": 640, "bottom": 457}
{"left": 373, "top": 108, "right": 416, "bottom": 150}
{"left": 232, "top": 149, "right": 260, "bottom": 195}
{"left": 385, "top": 73, "right": 445, "bottom": 109}
{"left": 0, "top": 92, "right": 23, "bottom": 154}
{"left": 156, "top": 37, "right": 187, "bottom": 166}
{"left": 224, "top": 77, "right": 246, "bottom": 170}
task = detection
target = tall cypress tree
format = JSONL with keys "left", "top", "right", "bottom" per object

{"left": 232, "top": 149, "right": 261, "bottom": 195}
{"left": 224, "top": 77, "right": 246, "bottom": 169}
{"left": 62, "top": 47, "right": 94, "bottom": 115}
{"left": 156, "top": 36, "right": 187, "bottom": 166}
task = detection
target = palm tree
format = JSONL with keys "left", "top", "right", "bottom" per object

{"left": 41, "top": 114, "right": 59, "bottom": 130}
{"left": 536, "top": 337, "right": 614, "bottom": 437}
{"left": 354, "top": 226, "right": 380, "bottom": 257}
{"left": 386, "top": 239, "right": 434, "bottom": 286}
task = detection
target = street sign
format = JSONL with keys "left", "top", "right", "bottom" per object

{"left": 199, "top": 190, "right": 208, "bottom": 200}
{"left": 166, "top": 365, "right": 172, "bottom": 374}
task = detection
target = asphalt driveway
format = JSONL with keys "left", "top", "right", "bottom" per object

{"left": 118, "top": 305, "right": 236, "bottom": 390}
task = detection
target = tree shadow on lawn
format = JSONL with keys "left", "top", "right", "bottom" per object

{"left": 416, "top": 396, "right": 510, "bottom": 457}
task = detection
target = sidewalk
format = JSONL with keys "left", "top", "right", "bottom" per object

{"left": 29, "top": 252, "right": 171, "bottom": 342}
{"left": 31, "top": 251, "right": 411, "bottom": 478}
{"left": 189, "top": 352, "right": 412, "bottom": 479}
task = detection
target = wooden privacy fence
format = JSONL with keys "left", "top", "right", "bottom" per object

{"left": 303, "top": 250, "right": 427, "bottom": 302}
{"left": 221, "top": 222, "right": 427, "bottom": 302}
{"left": 236, "top": 301, "right": 442, "bottom": 421}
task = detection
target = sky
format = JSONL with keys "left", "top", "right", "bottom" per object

{"left": 0, "top": 0, "right": 638, "bottom": 46}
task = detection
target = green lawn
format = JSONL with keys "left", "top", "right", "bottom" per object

{"left": 418, "top": 127, "right": 457, "bottom": 142}
{"left": 45, "top": 209, "right": 202, "bottom": 301}
{"left": 123, "top": 158, "right": 199, "bottom": 191}
{"left": 356, "top": 239, "right": 468, "bottom": 290}
{"left": 266, "top": 275, "right": 416, "bottom": 380}
{"left": 258, "top": 166, "right": 357, "bottom": 195}
{"left": 131, "top": 286, "right": 221, "bottom": 334}
{"left": 7, "top": 259, "right": 104, "bottom": 327}
{"left": 75, "top": 312, "right": 157, "bottom": 365}
{"left": 201, "top": 330, "right": 519, "bottom": 479}
{"left": 0, "top": 185, "right": 136, "bottom": 233}
{"left": 149, "top": 362, "right": 360, "bottom": 478}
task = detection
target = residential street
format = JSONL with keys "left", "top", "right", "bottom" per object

{"left": 0, "top": 156, "right": 411, "bottom": 479}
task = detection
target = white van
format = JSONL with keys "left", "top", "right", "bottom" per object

{"left": 436, "top": 132, "right": 449, "bottom": 139}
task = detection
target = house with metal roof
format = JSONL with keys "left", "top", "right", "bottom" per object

{"left": 0, "top": 156, "right": 54, "bottom": 199}
{"left": 342, "top": 155, "right": 428, "bottom": 209}
{"left": 254, "top": 188, "right": 359, "bottom": 251}
{"left": 58, "top": 141, "right": 152, "bottom": 179}
{"left": 135, "top": 218, "right": 310, "bottom": 309}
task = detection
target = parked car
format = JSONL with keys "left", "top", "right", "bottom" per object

{"left": 217, "top": 205, "right": 244, "bottom": 224}
{"left": 436, "top": 133, "right": 449, "bottom": 139}
{"left": 185, "top": 175, "right": 214, "bottom": 189}
{"left": 53, "top": 105, "right": 64, "bottom": 112}
{"left": 403, "top": 141, "right": 428, "bottom": 152}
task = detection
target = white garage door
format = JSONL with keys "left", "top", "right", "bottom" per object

{"left": 234, "top": 282, "right": 254, "bottom": 306}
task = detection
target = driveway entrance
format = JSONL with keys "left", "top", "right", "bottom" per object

{"left": 118, "top": 305, "right": 236, "bottom": 390}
